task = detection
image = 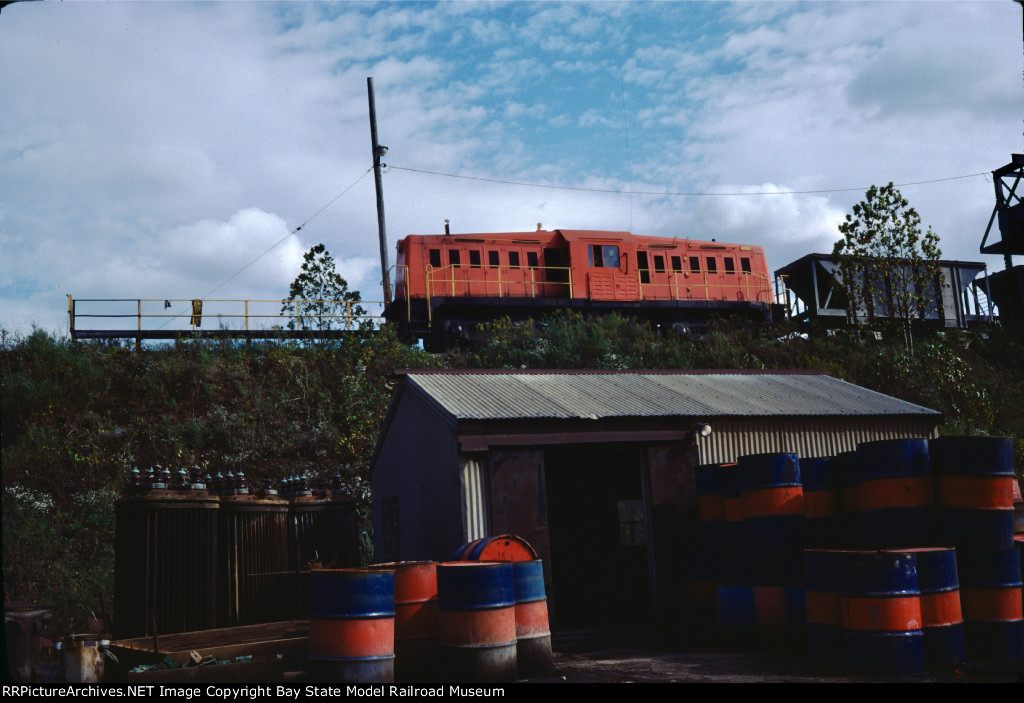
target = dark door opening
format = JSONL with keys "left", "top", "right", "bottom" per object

{"left": 543, "top": 446, "right": 650, "bottom": 629}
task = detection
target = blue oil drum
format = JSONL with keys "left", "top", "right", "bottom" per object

{"left": 512, "top": 560, "right": 552, "bottom": 677}
{"left": 737, "top": 453, "right": 805, "bottom": 552}
{"left": 885, "top": 548, "right": 965, "bottom": 669}
{"left": 719, "top": 463, "right": 743, "bottom": 554}
{"left": 931, "top": 437, "right": 1016, "bottom": 549}
{"left": 804, "top": 549, "right": 855, "bottom": 668}
{"left": 696, "top": 464, "right": 729, "bottom": 553}
{"left": 687, "top": 551, "right": 723, "bottom": 641}
{"left": 840, "top": 550, "right": 925, "bottom": 676}
{"left": 801, "top": 457, "right": 841, "bottom": 549}
{"left": 308, "top": 568, "right": 395, "bottom": 683}
{"left": 957, "top": 547, "right": 1024, "bottom": 663}
{"left": 436, "top": 562, "right": 518, "bottom": 682}
{"left": 715, "top": 586, "right": 756, "bottom": 651}
{"left": 843, "top": 439, "right": 934, "bottom": 549}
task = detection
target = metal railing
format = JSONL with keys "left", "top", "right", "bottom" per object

{"left": 68, "top": 295, "right": 384, "bottom": 340}
{"left": 636, "top": 269, "right": 774, "bottom": 304}
{"left": 423, "top": 265, "right": 575, "bottom": 323}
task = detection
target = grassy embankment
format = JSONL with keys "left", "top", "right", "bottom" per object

{"left": 2, "top": 314, "right": 1021, "bottom": 632}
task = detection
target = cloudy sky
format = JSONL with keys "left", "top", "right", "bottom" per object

{"left": 1, "top": 1, "right": 1021, "bottom": 336}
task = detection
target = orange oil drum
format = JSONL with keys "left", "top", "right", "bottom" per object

{"left": 372, "top": 561, "right": 438, "bottom": 682}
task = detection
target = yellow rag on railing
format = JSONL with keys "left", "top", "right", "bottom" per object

{"left": 191, "top": 300, "right": 203, "bottom": 327}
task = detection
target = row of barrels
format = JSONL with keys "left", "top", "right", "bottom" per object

{"left": 712, "top": 544, "right": 1024, "bottom": 674}
{"left": 308, "top": 560, "right": 553, "bottom": 683}
{"left": 695, "top": 436, "right": 1019, "bottom": 555}
{"left": 805, "top": 546, "right": 1024, "bottom": 674}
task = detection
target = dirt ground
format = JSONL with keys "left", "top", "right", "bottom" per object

{"left": 522, "top": 627, "right": 1024, "bottom": 684}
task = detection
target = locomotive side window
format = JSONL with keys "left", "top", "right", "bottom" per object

{"left": 706, "top": 257, "right": 718, "bottom": 273}
{"left": 689, "top": 256, "right": 700, "bottom": 273}
{"left": 449, "top": 250, "right": 461, "bottom": 268}
{"left": 509, "top": 251, "right": 520, "bottom": 268}
{"left": 637, "top": 251, "right": 650, "bottom": 284}
{"left": 469, "top": 250, "right": 482, "bottom": 268}
{"left": 671, "top": 256, "right": 682, "bottom": 273}
{"left": 741, "top": 257, "right": 752, "bottom": 274}
{"left": 724, "top": 257, "right": 735, "bottom": 274}
{"left": 429, "top": 249, "right": 441, "bottom": 267}
{"left": 488, "top": 251, "right": 500, "bottom": 268}
{"left": 587, "top": 245, "right": 620, "bottom": 268}
{"left": 654, "top": 255, "right": 665, "bottom": 273}
{"left": 527, "top": 252, "right": 539, "bottom": 268}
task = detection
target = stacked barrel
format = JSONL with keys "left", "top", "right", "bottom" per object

{"left": 931, "top": 437, "right": 1022, "bottom": 664}
{"left": 688, "top": 436, "right": 1022, "bottom": 675}
{"left": 699, "top": 453, "right": 808, "bottom": 649}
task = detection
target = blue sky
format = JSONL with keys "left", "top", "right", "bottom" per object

{"left": 1, "top": 1, "right": 1021, "bottom": 335}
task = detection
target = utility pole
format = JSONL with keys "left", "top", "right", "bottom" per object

{"left": 367, "top": 77, "right": 392, "bottom": 304}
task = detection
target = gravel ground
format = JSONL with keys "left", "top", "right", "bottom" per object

{"left": 520, "top": 627, "right": 1024, "bottom": 683}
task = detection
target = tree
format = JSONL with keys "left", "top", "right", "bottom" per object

{"left": 832, "top": 183, "right": 942, "bottom": 354}
{"left": 281, "top": 244, "right": 367, "bottom": 333}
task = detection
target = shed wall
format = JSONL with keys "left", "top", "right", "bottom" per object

{"left": 372, "top": 391, "right": 462, "bottom": 562}
{"left": 696, "top": 416, "right": 939, "bottom": 465}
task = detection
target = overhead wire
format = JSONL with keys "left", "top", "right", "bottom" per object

{"left": 387, "top": 165, "right": 989, "bottom": 197}
{"left": 158, "top": 166, "right": 372, "bottom": 328}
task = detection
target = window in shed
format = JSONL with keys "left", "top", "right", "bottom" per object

{"left": 671, "top": 256, "right": 682, "bottom": 273}
{"left": 724, "top": 257, "right": 735, "bottom": 274}
{"left": 741, "top": 257, "right": 752, "bottom": 274}
{"left": 706, "top": 257, "right": 718, "bottom": 274}
{"left": 469, "top": 250, "right": 482, "bottom": 268}
{"left": 527, "top": 251, "right": 539, "bottom": 268}
{"left": 448, "top": 250, "right": 461, "bottom": 268}
{"left": 508, "top": 251, "right": 521, "bottom": 268}
{"left": 488, "top": 251, "right": 500, "bottom": 268}
{"left": 429, "top": 249, "right": 442, "bottom": 267}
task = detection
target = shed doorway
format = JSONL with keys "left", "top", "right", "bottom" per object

{"left": 543, "top": 446, "right": 651, "bottom": 628}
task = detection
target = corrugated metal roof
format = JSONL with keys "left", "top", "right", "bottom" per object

{"left": 403, "top": 370, "right": 940, "bottom": 421}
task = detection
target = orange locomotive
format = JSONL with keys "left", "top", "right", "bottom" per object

{"left": 384, "top": 229, "right": 774, "bottom": 345}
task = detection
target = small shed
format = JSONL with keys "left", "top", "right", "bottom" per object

{"left": 370, "top": 369, "right": 941, "bottom": 627}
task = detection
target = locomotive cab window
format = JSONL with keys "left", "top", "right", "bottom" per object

{"left": 469, "top": 250, "right": 482, "bottom": 268}
{"left": 689, "top": 256, "right": 700, "bottom": 273}
{"left": 724, "top": 257, "right": 735, "bottom": 274}
{"left": 741, "top": 257, "right": 752, "bottom": 274}
{"left": 488, "top": 251, "right": 500, "bottom": 268}
{"left": 654, "top": 255, "right": 665, "bottom": 273}
{"left": 429, "top": 249, "right": 442, "bottom": 267}
{"left": 671, "top": 256, "right": 682, "bottom": 273}
{"left": 587, "top": 245, "right": 620, "bottom": 268}
{"left": 509, "top": 251, "right": 521, "bottom": 268}
{"left": 448, "top": 250, "right": 461, "bottom": 268}
{"left": 706, "top": 257, "right": 718, "bottom": 273}
{"left": 527, "top": 252, "right": 539, "bottom": 268}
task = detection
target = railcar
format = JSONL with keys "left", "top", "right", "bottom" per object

{"left": 383, "top": 229, "right": 774, "bottom": 346}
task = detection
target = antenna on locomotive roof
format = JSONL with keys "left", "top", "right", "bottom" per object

{"left": 445, "top": 219, "right": 450, "bottom": 235}
{"left": 537, "top": 223, "right": 542, "bottom": 231}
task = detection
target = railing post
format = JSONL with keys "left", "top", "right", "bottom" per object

{"left": 67, "top": 295, "right": 75, "bottom": 337}
{"left": 245, "top": 300, "right": 250, "bottom": 332}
